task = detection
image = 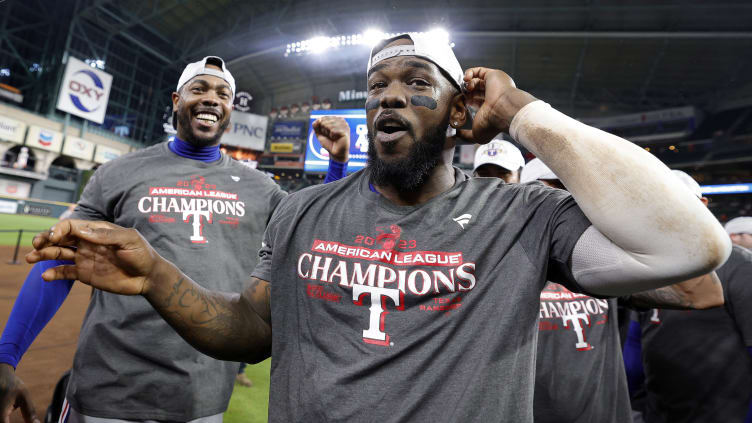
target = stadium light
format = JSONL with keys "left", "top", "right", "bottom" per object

{"left": 363, "top": 29, "right": 385, "bottom": 47}
{"left": 308, "top": 36, "right": 332, "bottom": 54}
{"left": 426, "top": 28, "right": 449, "bottom": 45}
{"left": 284, "top": 29, "right": 453, "bottom": 57}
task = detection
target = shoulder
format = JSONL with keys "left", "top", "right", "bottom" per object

{"left": 93, "top": 143, "right": 165, "bottom": 178}
{"left": 224, "top": 160, "right": 279, "bottom": 188}
{"left": 718, "top": 245, "right": 752, "bottom": 281}
{"left": 460, "top": 177, "right": 571, "bottom": 208}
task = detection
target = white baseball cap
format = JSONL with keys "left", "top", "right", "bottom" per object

{"left": 368, "top": 33, "right": 464, "bottom": 91}
{"left": 473, "top": 140, "right": 525, "bottom": 173}
{"left": 176, "top": 56, "right": 235, "bottom": 96}
{"left": 520, "top": 158, "right": 558, "bottom": 183}
{"left": 671, "top": 170, "right": 702, "bottom": 199}
{"left": 725, "top": 216, "right": 752, "bottom": 235}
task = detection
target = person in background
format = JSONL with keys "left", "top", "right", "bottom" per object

{"left": 472, "top": 138, "right": 524, "bottom": 183}
{"left": 521, "top": 161, "right": 724, "bottom": 423}
{"left": 725, "top": 216, "right": 752, "bottom": 249}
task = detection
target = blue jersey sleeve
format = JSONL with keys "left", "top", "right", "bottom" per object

{"left": 0, "top": 260, "right": 75, "bottom": 368}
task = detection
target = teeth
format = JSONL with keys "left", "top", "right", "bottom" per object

{"left": 196, "top": 113, "right": 218, "bottom": 122}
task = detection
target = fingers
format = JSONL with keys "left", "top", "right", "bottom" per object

{"left": 40, "top": 264, "right": 79, "bottom": 282}
{"left": 464, "top": 67, "right": 491, "bottom": 82}
{"left": 41, "top": 220, "right": 129, "bottom": 249}
{"left": 25, "top": 246, "right": 76, "bottom": 264}
{"left": 14, "top": 385, "right": 39, "bottom": 423}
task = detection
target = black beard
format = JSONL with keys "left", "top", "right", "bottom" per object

{"left": 176, "top": 107, "right": 230, "bottom": 147}
{"left": 367, "top": 121, "right": 448, "bottom": 193}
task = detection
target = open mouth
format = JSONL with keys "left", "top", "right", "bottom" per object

{"left": 194, "top": 111, "right": 220, "bottom": 126}
{"left": 375, "top": 115, "right": 409, "bottom": 143}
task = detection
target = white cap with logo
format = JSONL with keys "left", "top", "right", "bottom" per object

{"left": 725, "top": 216, "right": 752, "bottom": 235}
{"left": 368, "top": 33, "right": 464, "bottom": 91}
{"left": 176, "top": 56, "right": 236, "bottom": 96}
{"left": 473, "top": 140, "right": 525, "bottom": 172}
{"left": 520, "top": 158, "right": 558, "bottom": 183}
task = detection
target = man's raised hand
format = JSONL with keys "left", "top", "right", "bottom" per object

{"left": 462, "top": 67, "right": 537, "bottom": 143}
{"left": 313, "top": 116, "right": 350, "bottom": 163}
{"left": 25, "top": 220, "right": 162, "bottom": 296}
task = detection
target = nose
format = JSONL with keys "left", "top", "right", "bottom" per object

{"left": 379, "top": 82, "right": 407, "bottom": 109}
{"left": 200, "top": 91, "right": 220, "bottom": 107}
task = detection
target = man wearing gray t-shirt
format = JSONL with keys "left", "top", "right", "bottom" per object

{"left": 1, "top": 57, "right": 349, "bottom": 423}
{"left": 29, "top": 33, "right": 730, "bottom": 421}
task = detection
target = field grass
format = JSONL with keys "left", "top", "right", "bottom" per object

{"left": 0, "top": 213, "right": 59, "bottom": 246}
{"left": 224, "top": 359, "right": 271, "bottom": 423}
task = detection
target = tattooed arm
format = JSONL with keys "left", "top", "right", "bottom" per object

{"left": 622, "top": 272, "right": 723, "bottom": 310}
{"left": 25, "top": 219, "right": 273, "bottom": 363}
{"left": 145, "top": 262, "right": 272, "bottom": 363}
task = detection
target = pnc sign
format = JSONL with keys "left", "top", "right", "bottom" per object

{"left": 221, "top": 111, "right": 268, "bottom": 151}
{"left": 56, "top": 57, "right": 113, "bottom": 124}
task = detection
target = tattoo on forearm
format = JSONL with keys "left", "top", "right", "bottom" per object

{"left": 164, "top": 277, "right": 185, "bottom": 307}
{"left": 152, "top": 274, "right": 272, "bottom": 362}
{"left": 631, "top": 287, "right": 690, "bottom": 309}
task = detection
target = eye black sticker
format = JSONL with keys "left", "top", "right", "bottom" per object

{"left": 365, "top": 98, "right": 380, "bottom": 111}
{"left": 410, "top": 95, "right": 437, "bottom": 110}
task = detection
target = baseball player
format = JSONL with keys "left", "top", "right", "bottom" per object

{"left": 625, "top": 182, "right": 752, "bottom": 422}
{"left": 1, "top": 56, "right": 350, "bottom": 423}
{"left": 28, "top": 33, "right": 730, "bottom": 421}
{"left": 521, "top": 161, "right": 723, "bottom": 422}
{"left": 725, "top": 216, "right": 752, "bottom": 249}
{"left": 472, "top": 139, "right": 524, "bottom": 182}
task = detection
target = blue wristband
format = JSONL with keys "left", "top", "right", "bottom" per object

{"left": 0, "top": 260, "right": 74, "bottom": 368}
{"left": 324, "top": 159, "right": 348, "bottom": 183}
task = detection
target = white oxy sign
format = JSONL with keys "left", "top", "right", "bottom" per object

{"left": 56, "top": 57, "right": 113, "bottom": 124}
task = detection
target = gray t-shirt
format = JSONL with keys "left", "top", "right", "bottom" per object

{"left": 67, "top": 142, "right": 286, "bottom": 421}
{"left": 252, "top": 169, "right": 591, "bottom": 422}
{"left": 639, "top": 245, "right": 752, "bottom": 423}
{"left": 534, "top": 283, "right": 631, "bottom": 423}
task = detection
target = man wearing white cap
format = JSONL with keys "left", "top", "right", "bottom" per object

{"left": 472, "top": 139, "right": 524, "bottom": 182}
{"left": 29, "top": 34, "right": 731, "bottom": 421}
{"left": 0, "top": 56, "right": 349, "bottom": 423}
{"left": 521, "top": 163, "right": 723, "bottom": 422}
{"left": 725, "top": 216, "right": 752, "bottom": 249}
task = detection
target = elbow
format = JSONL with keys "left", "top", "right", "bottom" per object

{"left": 702, "top": 229, "right": 732, "bottom": 273}
{"left": 685, "top": 223, "right": 732, "bottom": 277}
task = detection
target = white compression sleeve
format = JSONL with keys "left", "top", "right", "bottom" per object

{"left": 510, "top": 101, "right": 730, "bottom": 295}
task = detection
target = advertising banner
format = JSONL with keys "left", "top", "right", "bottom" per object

{"left": 56, "top": 57, "right": 113, "bottom": 124}
{"left": 25, "top": 126, "right": 63, "bottom": 152}
{"left": 271, "top": 121, "right": 305, "bottom": 139}
{"left": 222, "top": 111, "right": 268, "bottom": 151}
{"left": 305, "top": 109, "right": 368, "bottom": 173}
{"left": 0, "top": 115, "right": 26, "bottom": 144}
{"left": 93, "top": 144, "right": 124, "bottom": 164}
{"left": 63, "top": 136, "right": 96, "bottom": 161}
{"left": 0, "top": 178, "right": 31, "bottom": 198}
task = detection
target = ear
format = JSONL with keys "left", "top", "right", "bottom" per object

{"left": 171, "top": 91, "right": 180, "bottom": 113}
{"left": 701, "top": 197, "right": 709, "bottom": 206}
{"left": 449, "top": 92, "right": 467, "bottom": 129}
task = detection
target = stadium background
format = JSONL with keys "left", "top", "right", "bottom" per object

{"left": 0, "top": 0, "right": 751, "bottom": 421}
